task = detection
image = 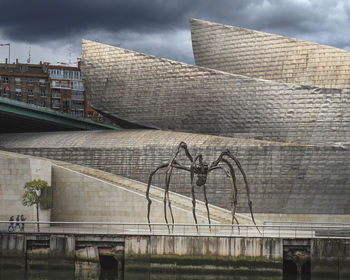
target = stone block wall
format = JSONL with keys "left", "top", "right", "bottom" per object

{"left": 190, "top": 18, "right": 350, "bottom": 89}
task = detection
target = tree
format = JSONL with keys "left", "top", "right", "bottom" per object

{"left": 22, "top": 179, "right": 51, "bottom": 232}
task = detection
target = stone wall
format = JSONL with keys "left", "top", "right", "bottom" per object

{"left": 190, "top": 18, "right": 350, "bottom": 89}
{"left": 1, "top": 130, "right": 350, "bottom": 216}
{"left": 0, "top": 156, "right": 51, "bottom": 223}
{"left": 81, "top": 39, "right": 350, "bottom": 145}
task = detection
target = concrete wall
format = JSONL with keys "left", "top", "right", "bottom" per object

{"left": 81, "top": 40, "right": 350, "bottom": 145}
{"left": 0, "top": 233, "right": 103, "bottom": 280}
{"left": 2, "top": 130, "right": 350, "bottom": 217}
{"left": 0, "top": 156, "right": 51, "bottom": 223}
{"left": 311, "top": 239, "right": 350, "bottom": 279}
{"left": 191, "top": 18, "right": 350, "bottom": 89}
{"left": 124, "top": 236, "right": 283, "bottom": 276}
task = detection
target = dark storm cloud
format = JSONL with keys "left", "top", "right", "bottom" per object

{"left": 0, "top": 0, "right": 302, "bottom": 42}
{"left": 0, "top": 0, "right": 210, "bottom": 41}
{"left": 0, "top": 0, "right": 345, "bottom": 42}
{"left": 1, "top": 0, "right": 349, "bottom": 64}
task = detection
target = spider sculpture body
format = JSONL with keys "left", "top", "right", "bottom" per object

{"left": 146, "top": 142, "right": 259, "bottom": 232}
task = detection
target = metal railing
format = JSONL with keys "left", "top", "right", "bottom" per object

{"left": 1, "top": 221, "right": 350, "bottom": 239}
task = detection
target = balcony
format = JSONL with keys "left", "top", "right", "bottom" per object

{"left": 51, "top": 81, "right": 70, "bottom": 89}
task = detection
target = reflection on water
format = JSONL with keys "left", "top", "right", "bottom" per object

{"left": 0, "top": 268, "right": 282, "bottom": 280}
{"left": 125, "top": 272, "right": 278, "bottom": 280}
{"left": 0, "top": 268, "right": 330, "bottom": 280}
{"left": 0, "top": 268, "right": 117, "bottom": 280}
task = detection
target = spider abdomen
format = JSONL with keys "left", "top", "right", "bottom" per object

{"left": 196, "top": 174, "right": 207, "bottom": 186}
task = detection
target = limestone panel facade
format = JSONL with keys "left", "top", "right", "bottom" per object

{"left": 0, "top": 155, "right": 51, "bottom": 222}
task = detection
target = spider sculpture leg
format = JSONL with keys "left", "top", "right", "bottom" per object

{"left": 146, "top": 163, "right": 168, "bottom": 231}
{"left": 202, "top": 184, "right": 211, "bottom": 230}
{"left": 164, "top": 166, "right": 175, "bottom": 233}
{"left": 208, "top": 164, "right": 240, "bottom": 233}
{"left": 146, "top": 158, "right": 191, "bottom": 232}
{"left": 221, "top": 158, "right": 238, "bottom": 225}
{"left": 221, "top": 158, "right": 241, "bottom": 235}
{"left": 171, "top": 141, "right": 194, "bottom": 163}
{"left": 210, "top": 151, "right": 261, "bottom": 234}
{"left": 190, "top": 166, "right": 199, "bottom": 232}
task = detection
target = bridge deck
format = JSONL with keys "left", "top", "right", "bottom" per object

{"left": 0, "top": 97, "right": 121, "bottom": 132}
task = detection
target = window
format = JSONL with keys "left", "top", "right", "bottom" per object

{"left": 72, "top": 110, "right": 84, "bottom": 117}
{"left": 73, "top": 71, "right": 81, "bottom": 80}
{"left": 15, "top": 77, "right": 21, "bottom": 84}
{"left": 3, "top": 86, "right": 9, "bottom": 95}
{"left": 40, "top": 89, "right": 46, "bottom": 97}
{"left": 52, "top": 99, "right": 60, "bottom": 109}
{"left": 71, "top": 91, "right": 84, "bottom": 100}
{"left": 61, "top": 80, "right": 69, "bottom": 88}
{"left": 28, "top": 89, "right": 33, "bottom": 96}
{"left": 51, "top": 80, "right": 60, "bottom": 87}
{"left": 27, "top": 99, "right": 34, "bottom": 105}
{"left": 88, "top": 111, "right": 94, "bottom": 118}
{"left": 72, "top": 81, "right": 84, "bottom": 90}
{"left": 3, "top": 77, "right": 8, "bottom": 84}
{"left": 52, "top": 89, "right": 60, "bottom": 98}
{"left": 72, "top": 100, "right": 84, "bottom": 110}
{"left": 63, "top": 70, "right": 69, "bottom": 79}
{"left": 62, "top": 98, "right": 70, "bottom": 110}
{"left": 27, "top": 78, "right": 33, "bottom": 84}
{"left": 15, "top": 88, "right": 22, "bottom": 96}
{"left": 40, "top": 100, "right": 46, "bottom": 107}
{"left": 62, "top": 90, "right": 69, "bottom": 95}
{"left": 39, "top": 79, "right": 46, "bottom": 85}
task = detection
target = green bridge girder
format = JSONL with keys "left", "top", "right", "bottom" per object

{"left": 0, "top": 97, "right": 121, "bottom": 133}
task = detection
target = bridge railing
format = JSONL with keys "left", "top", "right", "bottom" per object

{"left": 1, "top": 221, "right": 350, "bottom": 239}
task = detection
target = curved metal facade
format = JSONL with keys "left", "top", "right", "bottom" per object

{"left": 190, "top": 18, "right": 350, "bottom": 89}
{"left": 82, "top": 39, "right": 350, "bottom": 145}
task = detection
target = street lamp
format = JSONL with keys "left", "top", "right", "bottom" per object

{"left": 0, "top": 43, "right": 10, "bottom": 63}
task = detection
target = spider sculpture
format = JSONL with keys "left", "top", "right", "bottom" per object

{"left": 146, "top": 142, "right": 260, "bottom": 233}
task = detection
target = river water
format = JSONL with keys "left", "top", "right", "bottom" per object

{"left": 0, "top": 268, "right": 283, "bottom": 280}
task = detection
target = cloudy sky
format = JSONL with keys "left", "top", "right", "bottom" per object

{"left": 0, "top": 0, "right": 349, "bottom": 65}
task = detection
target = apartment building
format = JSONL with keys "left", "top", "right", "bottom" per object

{"left": 48, "top": 63, "right": 85, "bottom": 117}
{"left": 0, "top": 59, "right": 114, "bottom": 125}
{"left": 0, "top": 60, "right": 50, "bottom": 107}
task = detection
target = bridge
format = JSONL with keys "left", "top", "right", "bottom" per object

{"left": 0, "top": 97, "right": 121, "bottom": 133}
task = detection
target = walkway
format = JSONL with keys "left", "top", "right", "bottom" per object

{"left": 1, "top": 221, "right": 350, "bottom": 239}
